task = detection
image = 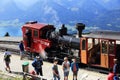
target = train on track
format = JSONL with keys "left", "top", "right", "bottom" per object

{"left": 22, "top": 21, "right": 120, "bottom": 70}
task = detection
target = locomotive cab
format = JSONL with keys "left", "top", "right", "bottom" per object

{"left": 22, "top": 21, "right": 55, "bottom": 57}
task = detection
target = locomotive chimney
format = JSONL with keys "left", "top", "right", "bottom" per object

{"left": 76, "top": 23, "right": 85, "bottom": 37}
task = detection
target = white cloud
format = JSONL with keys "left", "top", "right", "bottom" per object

{"left": 44, "top": 6, "right": 53, "bottom": 14}
{"left": 70, "top": 7, "right": 79, "bottom": 11}
{"left": 117, "top": 18, "right": 120, "bottom": 20}
{"left": 107, "top": 24, "right": 112, "bottom": 26}
{"left": 86, "top": 26, "right": 100, "bottom": 30}
{"left": 116, "top": 26, "right": 120, "bottom": 28}
{"left": 0, "top": 19, "right": 23, "bottom": 27}
{"left": 43, "top": 6, "right": 61, "bottom": 25}
{"left": 13, "top": 0, "right": 39, "bottom": 10}
{"left": 53, "top": 0, "right": 63, "bottom": 5}
{"left": 95, "top": 10, "right": 98, "bottom": 14}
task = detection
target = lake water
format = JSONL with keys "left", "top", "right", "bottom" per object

{"left": 0, "top": 27, "right": 22, "bottom": 37}
{"left": 0, "top": 26, "right": 77, "bottom": 37}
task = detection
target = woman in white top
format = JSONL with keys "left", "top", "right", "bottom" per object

{"left": 4, "top": 49, "right": 11, "bottom": 73}
{"left": 62, "top": 57, "right": 70, "bottom": 80}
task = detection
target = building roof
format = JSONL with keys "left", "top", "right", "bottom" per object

{"left": 83, "top": 31, "right": 120, "bottom": 40}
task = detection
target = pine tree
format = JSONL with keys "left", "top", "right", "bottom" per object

{"left": 4, "top": 32, "right": 10, "bottom": 37}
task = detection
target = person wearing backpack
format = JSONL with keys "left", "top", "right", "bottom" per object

{"left": 32, "top": 56, "right": 43, "bottom": 76}
{"left": 4, "top": 49, "right": 11, "bottom": 73}
{"left": 62, "top": 57, "right": 70, "bottom": 80}
{"left": 71, "top": 58, "right": 79, "bottom": 80}
{"left": 19, "top": 40, "right": 25, "bottom": 60}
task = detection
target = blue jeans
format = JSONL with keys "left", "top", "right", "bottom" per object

{"left": 35, "top": 68, "right": 43, "bottom": 76}
{"left": 53, "top": 75, "right": 60, "bottom": 80}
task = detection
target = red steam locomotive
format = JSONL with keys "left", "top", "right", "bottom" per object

{"left": 22, "top": 21, "right": 120, "bottom": 69}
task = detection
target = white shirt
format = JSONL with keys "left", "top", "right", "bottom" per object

{"left": 4, "top": 51, "right": 11, "bottom": 56}
{"left": 62, "top": 61, "right": 70, "bottom": 72}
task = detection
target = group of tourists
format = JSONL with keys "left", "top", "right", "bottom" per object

{"left": 3, "top": 40, "right": 79, "bottom": 80}
{"left": 31, "top": 56, "right": 79, "bottom": 80}
{"left": 3, "top": 49, "right": 79, "bottom": 80}
{"left": 52, "top": 57, "right": 79, "bottom": 80}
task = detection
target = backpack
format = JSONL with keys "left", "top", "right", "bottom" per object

{"left": 32, "top": 59, "right": 43, "bottom": 68}
{"left": 63, "top": 62, "right": 67, "bottom": 69}
{"left": 32, "top": 60, "right": 37, "bottom": 67}
{"left": 4, "top": 55, "right": 11, "bottom": 62}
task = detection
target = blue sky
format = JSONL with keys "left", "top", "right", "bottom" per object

{"left": 13, "top": 0, "right": 39, "bottom": 10}
{"left": 0, "top": 0, "right": 120, "bottom": 36}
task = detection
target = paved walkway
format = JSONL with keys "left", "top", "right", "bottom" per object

{"left": 0, "top": 51, "right": 107, "bottom": 80}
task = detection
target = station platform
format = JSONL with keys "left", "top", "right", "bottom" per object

{"left": 0, "top": 52, "right": 107, "bottom": 80}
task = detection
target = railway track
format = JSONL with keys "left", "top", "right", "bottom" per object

{"left": 0, "top": 40, "right": 20, "bottom": 54}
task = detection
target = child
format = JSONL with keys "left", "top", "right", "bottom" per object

{"left": 52, "top": 59, "right": 60, "bottom": 80}
{"left": 71, "top": 58, "right": 79, "bottom": 80}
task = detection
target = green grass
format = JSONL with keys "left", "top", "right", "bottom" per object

{"left": 0, "top": 76, "right": 33, "bottom": 80}
{"left": 0, "top": 77, "right": 23, "bottom": 80}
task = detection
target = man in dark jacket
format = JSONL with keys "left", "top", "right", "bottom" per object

{"left": 32, "top": 56, "right": 43, "bottom": 76}
{"left": 25, "top": 29, "right": 32, "bottom": 47}
{"left": 19, "top": 40, "right": 24, "bottom": 60}
{"left": 113, "top": 59, "right": 119, "bottom": 74}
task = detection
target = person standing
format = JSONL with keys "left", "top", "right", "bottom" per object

{"left": 113, "top": 59, "right": 120, "bottom": 80}
{"left": 19, "top": 40, "right": 25, "bottom": 60}
{"left": 25, "top": 29, "right": 32, "bottom": 47}
{"left": 71, "top": 58, "right": 79, "bottom": 80}
{"left": 4, "top": 49, "right": 11, "bottom": 73}
{"left": 113, "top": 59, "right": 119, "bottom": 74}
{"left": 32, "top": 56, "right": 43, "bottom": 76}
{"left": 52, "top": 59, "right": 60, "bottom": 80}
{"left": 62, "top": 57, "right": 70, "bottom": 80}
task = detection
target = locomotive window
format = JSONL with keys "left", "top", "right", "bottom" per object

{"left": 95, "top": 39, "right": 99, "bottom": 45}
{"left": 40, "top": 28, "right": 49, "bottom": 39}
{"left": 33, "top": 30, "right": 38, "bottom": 38}
{"left": 109, "top": 41, "right": 115, "bottom": 54}
{"left": 82, "top": 40, "right": 86, "bottom": 50}
{"left": 101, "top": 41, "right": 107, "bottom": 53}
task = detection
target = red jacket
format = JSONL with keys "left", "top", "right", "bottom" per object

{"left": 107, "top": 72, "right": 114, "bottom": 80}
